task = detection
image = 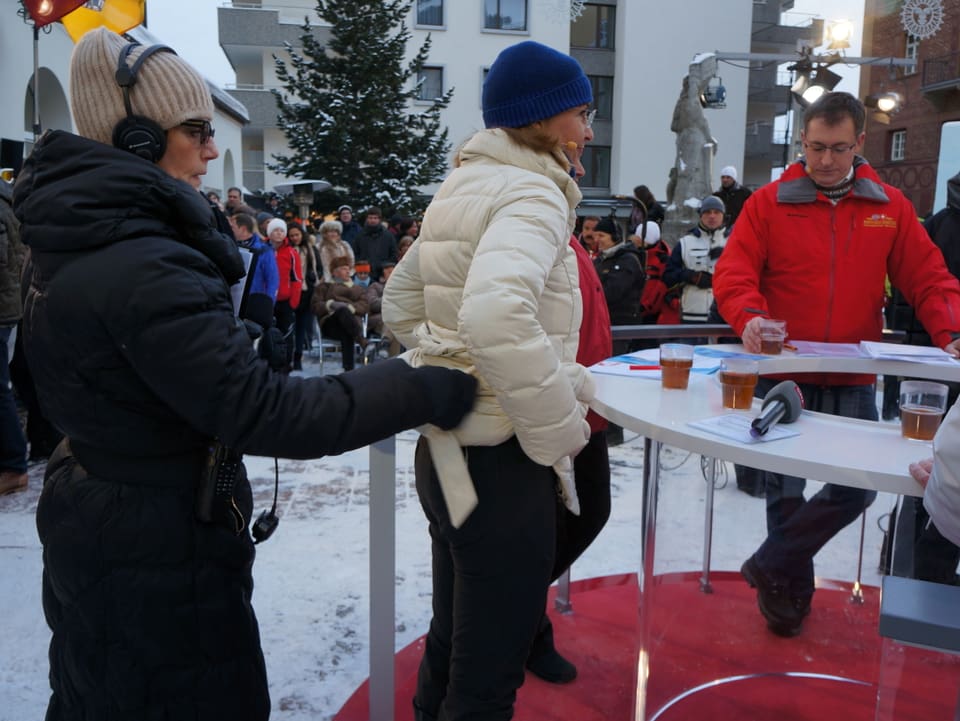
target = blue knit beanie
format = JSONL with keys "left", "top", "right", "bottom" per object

{"left": 482, "top": 41, "right": 592, "bottom": 129}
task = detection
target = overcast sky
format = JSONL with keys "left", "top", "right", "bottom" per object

{"left": 146, "top": 0, "right": 868, "bottom": 90}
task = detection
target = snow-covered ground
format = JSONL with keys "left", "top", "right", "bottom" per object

{"left": 0, "top": 352, "right": 903, "bottom": 720}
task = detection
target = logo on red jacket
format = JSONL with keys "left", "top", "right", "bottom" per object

{"left": 863, "top": 213, "right": 897, "bottom": 229}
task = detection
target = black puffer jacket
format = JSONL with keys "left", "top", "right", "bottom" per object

{"left": 0, "top": 180, "right": 26, "bottom": 325}
{"left": 14, "top": 131, "right": 465, "bottom": 721}
{"left": 594, "top": 242, "right": 645, "bottom": 326}
{"left": 887, "top": 171, "right": 960, "bottom": 346}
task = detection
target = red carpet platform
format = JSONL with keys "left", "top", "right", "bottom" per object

{"left": 335, "top": 572, "right": 960, "bottom": 720}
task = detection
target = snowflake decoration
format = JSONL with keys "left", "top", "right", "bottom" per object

{"left": 900, "top": 0, "right": 944, "bottom": 40}
{"left": 540, "top": 0, "right": 585, "bottom": 23}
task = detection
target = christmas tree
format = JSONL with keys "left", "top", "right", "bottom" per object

{"left": 271, "top": 0, "right": 452, "bottom": 215}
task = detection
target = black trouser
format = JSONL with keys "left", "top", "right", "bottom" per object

{"left": 320, "top": 307, "right": 361, "bottom": 370}
{"left": 892, "top": 496, "right": 960, "bottom": 584}
{"left": 413, "top": 436, "right": 556, "bottom": 721}
{"left": 529, "top": 431, "right": 612, "bottom": 661}
{"left": 273, "top": 300, "right": 295, "bottom": 368}
{"left": 552, "top": 430, "right": 611, "bottom": 580}
{"left": 293, "top": 287, "right": 315, "bottom": 354}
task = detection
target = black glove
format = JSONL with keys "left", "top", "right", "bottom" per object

{"left": 694, "top": 271, "right": 713, "bottom": 289}
{"left": 412, "top": 367, "right": 478, "bottom": 431}
{"left": 708, "top": 246, "right": 724, "bottom": 261}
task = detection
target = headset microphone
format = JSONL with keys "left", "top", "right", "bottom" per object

{"left": 750, "top": 380, "right": 804, "bottom": 438}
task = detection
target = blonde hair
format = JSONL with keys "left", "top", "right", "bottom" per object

{"left": 503, "top": 126, "right": 569, "bottom": 173}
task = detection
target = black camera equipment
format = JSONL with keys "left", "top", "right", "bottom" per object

{"left": 197, "top": 441, "right": 281, "bottom": 543}
{"left": 196, "top": 442, "right": 245, "bottom": 534}
{"left": 252, "top": 458, "right": 280, "bottom": 544}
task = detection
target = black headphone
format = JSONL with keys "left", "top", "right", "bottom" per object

{"left": 112, "top": 42, "right": 177, "bottom": 163}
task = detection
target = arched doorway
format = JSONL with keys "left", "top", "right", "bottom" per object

{"left": 22, "top": 67, "right": 72, "bottom": 145}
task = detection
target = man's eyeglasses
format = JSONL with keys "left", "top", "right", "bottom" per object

{"left": 803, "top": 141, "right": 856, "bottom": 156}
{"left": 181, "top": 119, "right": 215, "bottom": 146}
{"left": 579, "top": 108, "right": 597, "bottom": 129}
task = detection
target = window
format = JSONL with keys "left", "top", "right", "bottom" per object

{"left": 417, "top": 66, "right": 443, "bottom": 102}
{"left": 416, "top": 0, "right": 443, "bottom": 27}
{"left": 571, "top": 4, "right": 616, "bottom": 49}
{"left": 904, "top": 33, "right": 919, "bottom": 76}
{"left": 890, "top": 130, "right": 906, "bottom": 161}
{"left": 588, "top": 75, "right": 614, "bottom": 120}
{"left": 484, "top": 0, "right": 527, "bottom": 31}
{"left": 581, "top": 145, "right": 611, "bottom": 188}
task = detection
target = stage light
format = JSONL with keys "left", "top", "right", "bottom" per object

{"left": 22, "top": 0, "right": 85, "bottom": 27}
{"left": 865, "top": 91, "right": 904, "bottom": 124}
{"left": 699, "top": 76, "right": 727, "bottom": 109}
{"left": 826, "top": 20, "right": 853, "bottom": 50}
{"left": 793, "top": 65, "right": 842, "bottom": 107}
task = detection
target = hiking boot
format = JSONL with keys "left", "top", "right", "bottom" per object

{"left": 526, "top": 646, "right": 578, "bottom": 684}
{"left": 741, "top": 555, "right": 811, "bottom": 637}
{"left": 526, "top": 616, "right": 577, "bottom": 684}
{"left": 0, "top": 471, "right": 28, "bottom": 495}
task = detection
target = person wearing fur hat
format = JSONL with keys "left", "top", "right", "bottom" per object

{"left": 317, "top": 219, "right": 356, "bottom": 281}
{"left": 663, "top": 195, "right": 731, "bottom": 325}
{"left": 382, "top": 39, "right": 596, "bottom": 720}
{"left": 311, "top": 256, "right": 370, "bottom": 371}
{"left": 13, "top": 27, "right": 477, "bottom": 721}
{"left": 713, "top": 164, "right": 752, "bottom": 226}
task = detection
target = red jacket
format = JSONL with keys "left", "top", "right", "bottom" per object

{"left": 275, "top": 241, "right": 303, "bottom": 309}
{"left": 714, "top": 159, "right": 960, "bottom": 386}
{"left": 572, "top": 238, "right": 612, "bottom": 433}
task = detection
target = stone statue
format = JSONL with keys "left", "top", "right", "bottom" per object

{"left": 662, "top": 54, "right": 719, "bottom": 245}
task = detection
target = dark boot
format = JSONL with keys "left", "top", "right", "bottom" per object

{"left": 526, "top": 615, "right": 577, "bottom": 684}
{"left": 293, "top": 353, "right": 302, "bottom": 371}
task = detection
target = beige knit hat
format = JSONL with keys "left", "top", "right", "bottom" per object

{"left": 69, "top": 27, "right": 214, "bottom": 147}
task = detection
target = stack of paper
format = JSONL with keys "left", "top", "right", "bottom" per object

{"left": 859, "top": 341, "right": 956, "bottom": 363}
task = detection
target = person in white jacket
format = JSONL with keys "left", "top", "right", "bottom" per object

{"left": 909, "top": 400, "right": 960, "bottom": 548}
{"left": 382, "top": 40, "right": 596, "bottom": 721}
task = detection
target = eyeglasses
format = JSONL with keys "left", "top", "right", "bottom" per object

{"left": 803, "top": 141, "right": 856, "bottom": 156}
{"left": 578, "top": 108, "right": 598, "bottom": 129}
{"left": 181, "top": 119, "right": 215, "bottom": 146}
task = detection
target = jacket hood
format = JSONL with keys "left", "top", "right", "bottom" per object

{"left": 948, "top": 170, "right": 960, "bottom": 211}
{"left": 13, "top": 131, "right": 244, "bottom": 284}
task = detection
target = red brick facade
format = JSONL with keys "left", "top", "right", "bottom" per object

{"left": 859, "top": 0, "right": 960, "bottom": 216}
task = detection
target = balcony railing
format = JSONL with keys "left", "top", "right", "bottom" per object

{"left": 922, "top": 51, "right": 960, "bottom": 92}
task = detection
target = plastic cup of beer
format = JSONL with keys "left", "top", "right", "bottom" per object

{"left": 759, "top": 318, "right": 787, "bottom": 355}
{"left": 719, "top": 358, "right": 760, "bottom": 410}
{"left": 900, "top": 381, "right": 948, "bottom": 441}
{"left": 659, "top": 343, "right": 695, "bottom": 390}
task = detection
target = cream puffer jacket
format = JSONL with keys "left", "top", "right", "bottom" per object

{"left": 382, "top": 129, "right": 594, "bottom": 526}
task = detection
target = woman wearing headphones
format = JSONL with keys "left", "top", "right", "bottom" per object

{"left": 12, "top": 27, "right": 475, "bottom": 721}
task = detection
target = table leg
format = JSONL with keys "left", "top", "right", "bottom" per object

{"left": 637, "top": 437, "right": 661, "bottom": 721}
{"left": 700, "top": 457, "right": 717, "bottom": 594}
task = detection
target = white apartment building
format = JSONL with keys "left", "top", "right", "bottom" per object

{"left": 1, "top": 1, "right": 823, "bottom": 208}
{"left": 0, "top": 0, "right": 247, "bottom": 196}
{"left": 221, "top": 0, "right": 760, "bottom": 204}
